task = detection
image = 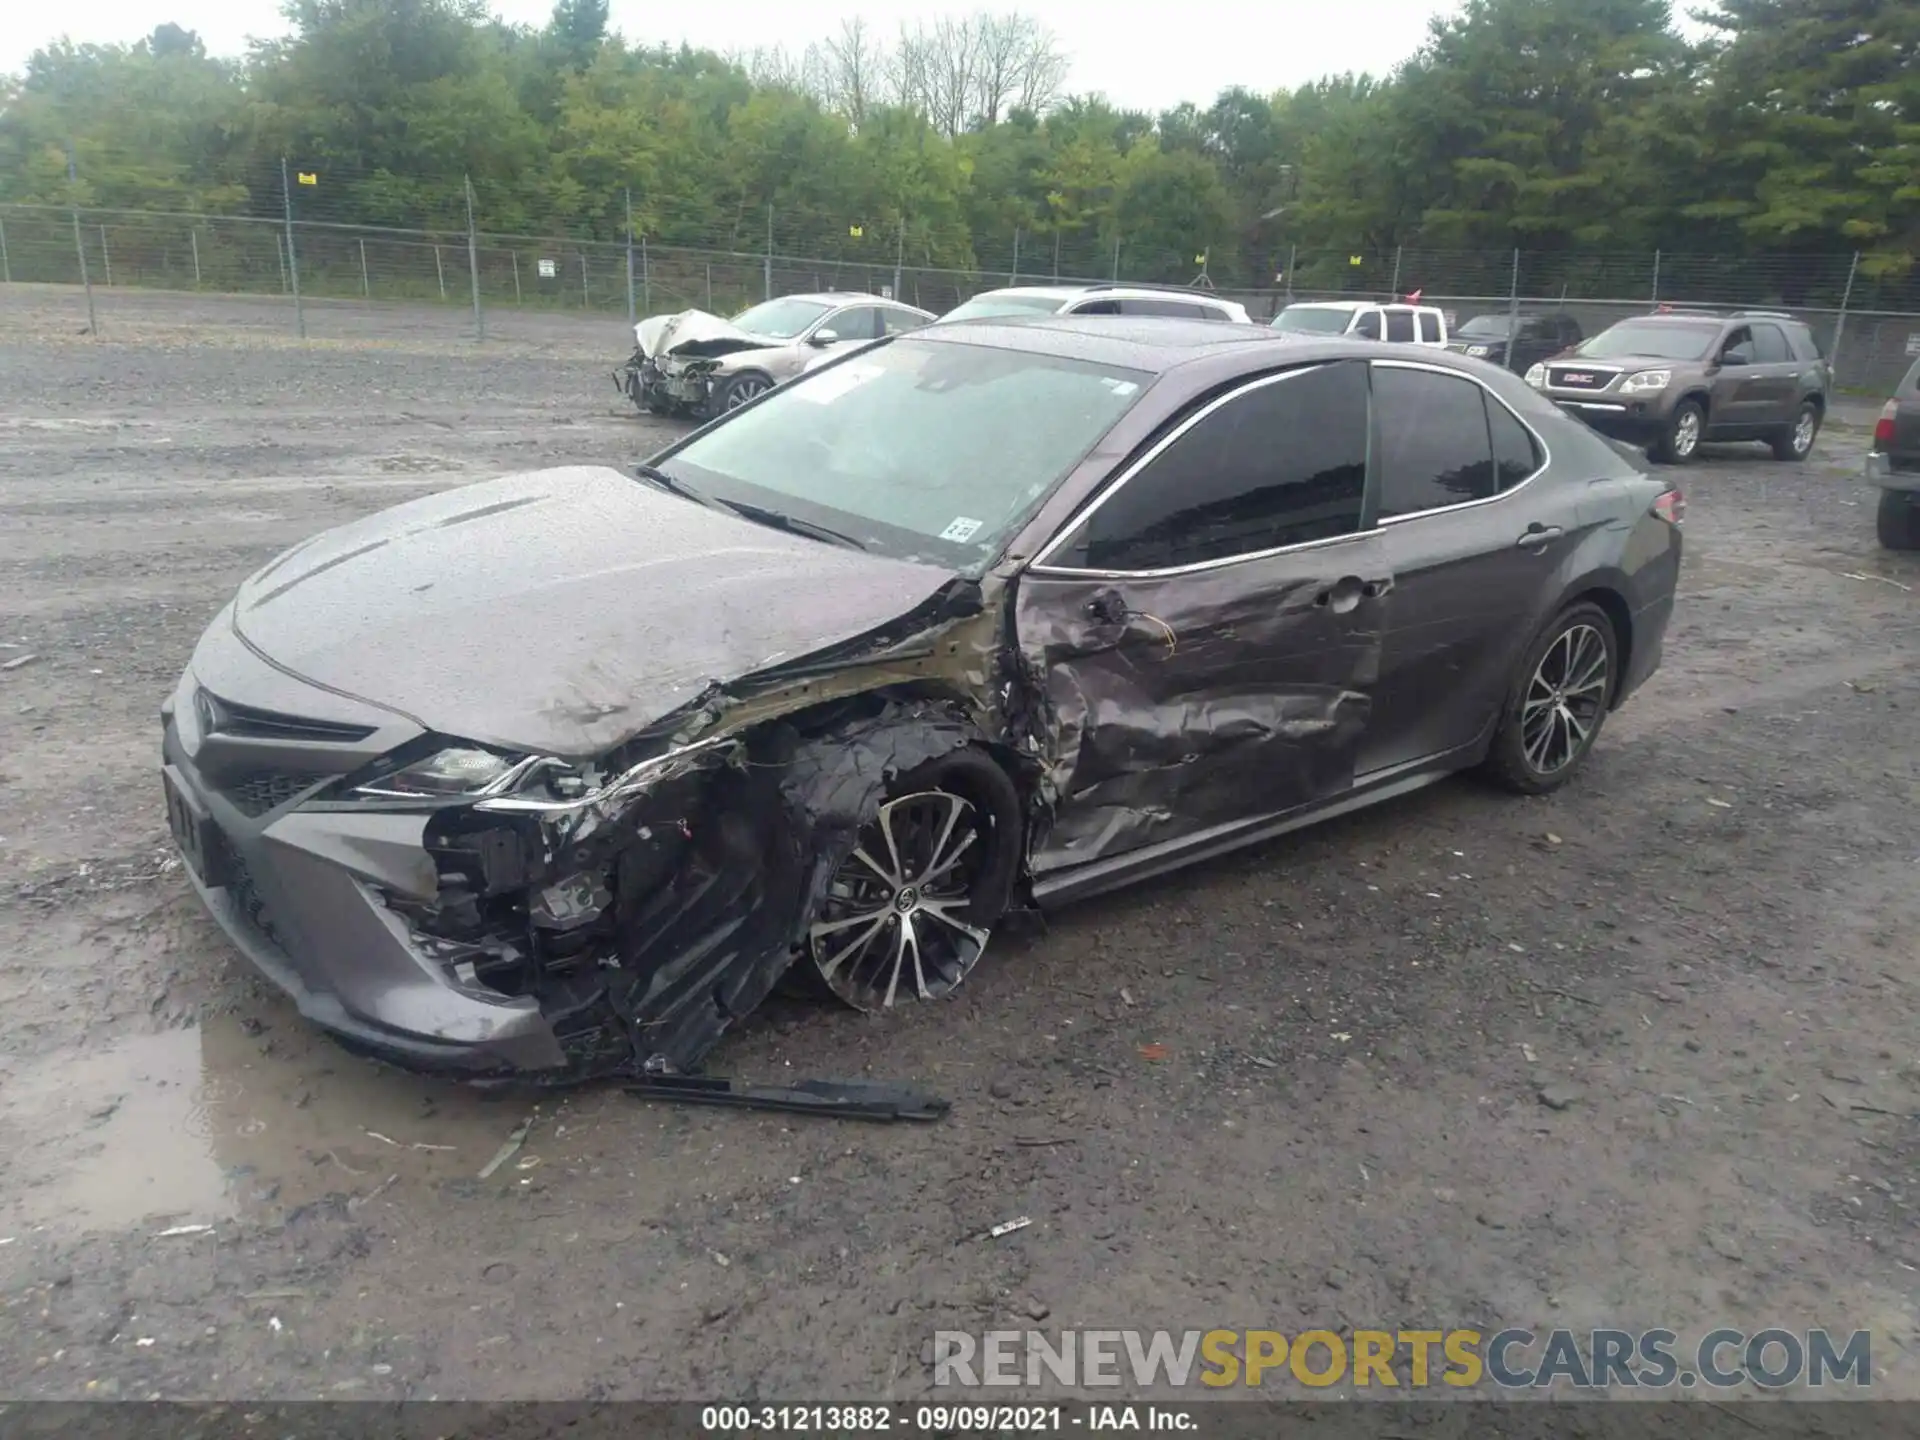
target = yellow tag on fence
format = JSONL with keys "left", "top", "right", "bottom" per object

{"left": 297, "top": 172, "right": 317, "bottom": 185}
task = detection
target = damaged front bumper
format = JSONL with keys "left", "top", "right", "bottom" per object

{"left": 160, "top": 669, "right": 570, "bottom": 1077}
{"left": 162, "top": 617, "right": 989, "bottom": 1081}
{"left": 612, "top": 347, "right": 724, "bottom": 415}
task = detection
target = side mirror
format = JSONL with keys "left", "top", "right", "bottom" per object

{"left": 809, "top": 328, "right": 840, "bottom": 347}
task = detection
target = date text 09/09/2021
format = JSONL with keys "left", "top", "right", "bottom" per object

{"left": 700, "top": 1404, "right": 1194, "bottom": 1431}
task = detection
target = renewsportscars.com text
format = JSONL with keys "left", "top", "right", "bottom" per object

{"left": 931, "top": 1328, "right": 1873, "bottom": 1390}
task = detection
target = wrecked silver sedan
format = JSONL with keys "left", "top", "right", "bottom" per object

{"left": 615, "top": 292, "right": 935, "bottom": 418}
{"left": 163, "top": 317, "right": 1682, "bottom": 1080}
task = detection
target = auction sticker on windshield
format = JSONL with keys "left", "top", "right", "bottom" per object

{"left": 939, "top": 516, "right": 984, "bottom": 542}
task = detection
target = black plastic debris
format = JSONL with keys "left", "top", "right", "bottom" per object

{"left": 625, "top": 1073, "right": 949, "bottom": 1121}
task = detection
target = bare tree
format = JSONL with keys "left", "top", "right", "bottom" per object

{"left": 886, "top": 22, "right": 930, "bottom": 112}
{"left": 821, "top": 16, "right": 884, "bottom": 124}
{"left": 734, "top": 42, "right": 828, "bottom": 98}
{"left": 973, "top": 12, "right": 1067, "bottom": 124}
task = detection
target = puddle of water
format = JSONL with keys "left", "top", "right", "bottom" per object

{"left": 0, "top": 1002, "right": 555, "bottom": 1237}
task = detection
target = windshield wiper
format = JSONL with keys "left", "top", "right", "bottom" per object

{"left": 633, "top": 462, "right": 708, "bottom": 505}
{"left": 711, "top": 496, "right": 867, "bottom": 551}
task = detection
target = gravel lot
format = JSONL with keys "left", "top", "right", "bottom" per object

{"left": 1, "top": 285, "right": 1916, "bottom": 1404}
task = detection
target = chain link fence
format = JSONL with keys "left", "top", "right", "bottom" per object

{"left": 4, "top": 200, "right": 1918, "bottom": 394}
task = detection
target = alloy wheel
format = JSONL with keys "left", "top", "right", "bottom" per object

{"left": 808, "top": 790, "right": 991, "bottom": 1010}
{"left": 1521, "top": 623, "right": 1611, "bottom": 776}
{"left": 723, "top": 375, "right": 770, "bottom": 409}
{"left": 1792, "top": 409, "right": 1816, "bottom": 455}
{"left": 1672, "top": 409, "right": 1701, "bottom": 458}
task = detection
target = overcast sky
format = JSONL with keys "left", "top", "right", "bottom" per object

{"left": 3, "top": 0, "right": 1485, "bottom": 111}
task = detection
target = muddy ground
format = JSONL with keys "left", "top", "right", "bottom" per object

{"left": 0, "top": 284, "right": 1916, "bottom": 1404}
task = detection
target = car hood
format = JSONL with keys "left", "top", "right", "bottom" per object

{"left": 634, "top": 309, "right": 780, "bottom": 361}
{"left": 228, "top": 466, "right": 959, "bottom": 756}
{"left": 1550, "top": 352, "right": 1681, "bottom": 372}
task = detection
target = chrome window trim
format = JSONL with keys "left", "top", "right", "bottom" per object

{"left": 1026, "top": 355, "right": 1558, "bottom": 579}
{"left": 1369, "top": 358, "right": 1554, "bottom": 526}
{"left": 1027, "top": 363, "right": 1372, "bottom": 580}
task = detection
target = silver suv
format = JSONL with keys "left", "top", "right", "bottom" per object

{"left": 1524, "top": 308, "right": 1831, "bottom": 464}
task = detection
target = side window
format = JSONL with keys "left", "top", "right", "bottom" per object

{"left": 1056, "top": 361, "right": 1370, "bottom": 572}
{"left": 826, "top": 307, "right": 881, "bottom": 341}
{"left": 1720, "top": 325, "right": 1754, "bottom": 362}
{"left": 881, "top": 307, "right": 928, "bottom": 334}
{"left": 1417, "top": 311, "right": 1441, "bottom": 343}
{"left": 1786, "top": 324, "right": 1822, "bottom": 361}
{"left": 1487, "top": 397, "right": 1543, "bottom": 490}
{"left": 1385, "top": 309, "right": 1416, "bottom": 343}
{"left": 1119, "top": 298, "right": 1206, "bottom": 318}
{"left": 1373, "top": 365, "right": 1497, "bottom": 518}
{"left": 1750, "top": 323, "right": 1790, "bottom": 363}
{"left": 1071, "top": 298, "right": 1122, "bottom": 315}
{"left": 1352, "top": 311, "right": 1383, "bottom": 340}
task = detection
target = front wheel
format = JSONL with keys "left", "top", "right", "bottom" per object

{"left": 1651, "top": 400, "right": 1704, "bottom": 464}
{"left": 806, "top": 748, "right": 1022, "bottom": 1012}
{"left": 1770, "top": 402, "right": 1820, "bottom": 461}
{"left": 1878, "top": 488, "right": 1920, "bottom": 550}
{"left": 715, "top": 372, "right": 773, "bottom": 413}
{"left": 1480, "top": 602, "right": 1620, "bottom": 795}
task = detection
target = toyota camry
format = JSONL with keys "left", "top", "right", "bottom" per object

{"left": 161, "top": 317, "right": 1682, "bottom": 1080}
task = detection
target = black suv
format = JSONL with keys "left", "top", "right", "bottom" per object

{"left": 1447, "top": 311, "right": 1583, "bottom": 374}
{"left": 1524, "top": 309, "right": 1831, "bottom": 464}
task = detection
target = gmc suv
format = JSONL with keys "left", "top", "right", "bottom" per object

{"left": 1524, "top": 309, "right": 1831, "bottom": 464}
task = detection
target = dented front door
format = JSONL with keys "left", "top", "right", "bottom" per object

{"left": 1010, "top": 359, "right": 1389, "bottom": 878}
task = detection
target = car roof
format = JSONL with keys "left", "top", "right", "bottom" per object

{"left": 969, "top": 284, "right": 1239, "bottom": 306}
{"left": 784, "top": 291, "right": 912, "bottom": 305}
{"left": 905, "top": 313, "right": 1490, "bottom": 376}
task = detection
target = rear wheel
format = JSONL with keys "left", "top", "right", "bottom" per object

{"left": 1481, "top": 602, "right": 1619, "bottom": 795}
{"left": 1878, "top": 489, "right": 1920, "bottom": 550}
{"left": 1651, "top": 400, "right": 1704, "bottom": 464}
{"left": 806, "top": 749, "right": 1022, "bottom": 1012}
{"left": 1770, "top": 401, "right": 1820, "bottom": 461}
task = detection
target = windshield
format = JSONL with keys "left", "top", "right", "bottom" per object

{"left": 1458, "top": 315, "right": 1513, "bottom": 338}
{"left": 655, "top": 339, "right": 1150, "bottom": 574}
{"left": 1272, "top": 306, "right": 1353, "bottom": 334}
{"left": 1576, "top": 321, "right": 1718, "bottom": 361}
{"left": 730, "top": 297, "right": 832, "bottom": 339}
{"left": 941, "top": 294, "right": 1067, "bottom": 323}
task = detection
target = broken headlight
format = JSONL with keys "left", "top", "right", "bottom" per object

{"left": 347, "top": 747, "right": 568, "bottom": 801}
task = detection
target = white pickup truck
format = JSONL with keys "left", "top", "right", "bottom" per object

{"left": 1271, "top": 300, "right": 1450, "bottom": 347}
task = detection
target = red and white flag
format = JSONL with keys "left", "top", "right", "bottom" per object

{"left": 1406, "top": 288, "right": 1423, "bottom": 303}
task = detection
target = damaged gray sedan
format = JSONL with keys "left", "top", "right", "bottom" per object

{"left": 162, "top": 318, "right": 1682, "bottom": 1081}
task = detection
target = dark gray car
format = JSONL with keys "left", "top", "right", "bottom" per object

{"left": 1525, "top": 310, "right": 1830, "bottom": 464}
{"left": 161, "top": 321, "right": 1682, "bottom": 1080}
{"left": 1868, "top": 355, "right": 1920, "bottom": 550}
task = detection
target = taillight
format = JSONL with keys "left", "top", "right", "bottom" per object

{"left": 1874, "top": 399, "right": 1898, "bottom": 449}
{"left": 1652, "top": 487, "right": 1685, "bottom": 525}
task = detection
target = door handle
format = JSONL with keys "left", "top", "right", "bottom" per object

{"left": 1516, "top": 524, "right": 1563, "bottom": 551}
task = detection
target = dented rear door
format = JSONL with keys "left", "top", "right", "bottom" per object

{"left": 1013, "top": 359, "right": 1390, "bottom": 876}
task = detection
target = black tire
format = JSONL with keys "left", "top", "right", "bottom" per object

{"left": 1769, "top": 400, "right": 1820, "bottom": 461}
{"left": 715, "top": 371, "right": 774, "bottom": 413}
{"left": 1878, "top": 489, "right": 1920, "bottom": 550}
{"left": 1650, "top": 399, "right": 1705, "bottom": 464}
{"left": 1480, "top": 601, "right": 1620, "bottom": 796}
{"left": 804, "top": 747, "right": 1023, "bottom": 1012}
